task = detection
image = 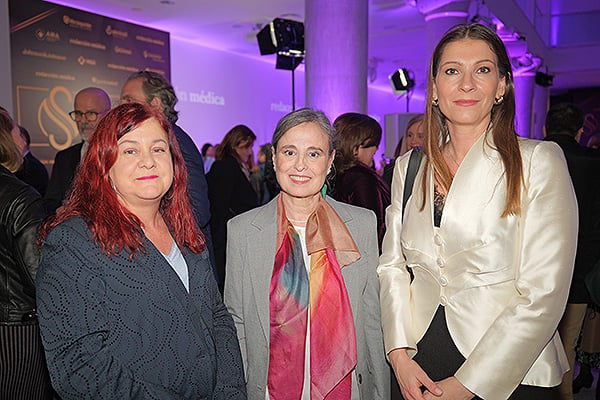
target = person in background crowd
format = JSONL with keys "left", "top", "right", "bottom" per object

{"left": 36, "top": 103, "right": 246, "bottom": 399}
{"left": 383, "top": 114, "right": 424, "bottom": 188}
{"left": 14, "top": 126, "right": 49, "bottom": 196}
{"left": 120, "top": 70, "right": 216, "bottom": 279}
{"left": 224, "top": 107, "right": 389, "bottom": 399}
{"left": 45, "top": 87, "right": 110, "bottom": 214}
{"left": 257, "top": 143, "right": 274, "bottom": 204}
{"left": 202, "top": 142, "right": 215, "bottom": 172}
{"left": 0, "top": 107, "right": 53, "bottom": 400}
{"left": 207, "top": 124, "right": 258, "bottom": 292}
{"left": 332, "top": 112, "right": 391, "bottom": 252}
{"left": 379, "top": 23, "right": 577, "bottom": 400}
{"left": 544, "top": 102, "right": 600, "bottom": 400}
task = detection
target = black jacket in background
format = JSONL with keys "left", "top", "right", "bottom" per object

{"left": 15, "top": 152, "right": 49, "bottom": 197}
{"left": 0, "top": 164, "right": 46, "bottom": 322}
{"left": 545, "top": 133, "right": 600, "bottom": 303}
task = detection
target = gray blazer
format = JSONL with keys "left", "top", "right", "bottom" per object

{"left": 224, "top": 195, "right": 390, "bottom": 399}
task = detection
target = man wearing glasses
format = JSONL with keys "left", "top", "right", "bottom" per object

{"left": 44, "top": 87, "right": 111, "bottom": 214}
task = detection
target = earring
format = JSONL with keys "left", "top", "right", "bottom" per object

{"left": 432, "top": 98, "right": 439, "bottom": 106}
{"left": 494, "top": 96, "right": 504, "bottom": 105}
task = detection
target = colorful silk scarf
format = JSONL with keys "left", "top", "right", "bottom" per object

{"left": 268, "top": 195, "right": 360, "bottom": 400}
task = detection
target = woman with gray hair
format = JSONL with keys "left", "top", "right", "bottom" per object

{"left": 224, "top": 107, "right": 389, "bottom": 399}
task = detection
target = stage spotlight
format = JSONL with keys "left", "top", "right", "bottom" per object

{"left": 257, "top": 18, "right": 304, "bottom": 57}
{"left": 389, "top": 68, "right": 415, "bottom": 94}
{"left": 535, "top": 71, "right": 553, "bottom": 87}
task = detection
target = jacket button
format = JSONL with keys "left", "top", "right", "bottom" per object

{"left": 439, "top": 276, "right": 448, "bottom": 286}
{"left": 358, "top": 373, "right": 362, "bottom": 384}
{"left": 440, "top": 296, "right": 448, "bottom": 306}
{"left": 436, "top": 257, "right": 445, "bottom": 267}
{"left": 434, "top": 234, "right": 443, "bottom": 246}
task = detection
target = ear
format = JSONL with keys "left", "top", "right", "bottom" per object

{"left": 496, "top": 76, "right": 506, "bottom": 99}
{"left": 271, "top": 146, "right": 276, "bottom": 170}
{"left": 150, "top": 96, "right": 163, "bottom": 111}
{"left": 432, "top": 82, "right": 438, "bottom": 102}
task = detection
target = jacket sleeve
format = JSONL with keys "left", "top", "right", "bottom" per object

{"left": 377, "top": 154, "right": 416, "bottom": 356}
{"left": 223, "top": 217, "right": 248, "bottom": 377}
{"left": 454, "top": 142, "right": 578, "bottom": 399}
{"left": 12, "top": 186, "right": 45, "bottom": 289}
{"left": 207, "top": 244, "right": 248, "bottom": 398}
{"left": 36, "top": 224, "right": 186, "bottom": 400}
{"left": 173, "top": 125, "right": 211, "bottom": 230}
{"left": 359, "top": 210, "right": 391, "bottom": 399}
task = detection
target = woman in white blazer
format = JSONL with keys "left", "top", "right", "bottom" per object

{"left": 378, "top": 24, "right": 578, "bottom": 400}
{"left": 225, "top": 108, "right": 389, "bottom": 400}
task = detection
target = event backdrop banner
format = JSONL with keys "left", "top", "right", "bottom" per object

{"left": 9, "top": 0, "right": 170, "bottom": 171}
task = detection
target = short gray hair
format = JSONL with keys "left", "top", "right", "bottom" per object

{"left": 271, "top": 108, "right": 335, "bottom": 155}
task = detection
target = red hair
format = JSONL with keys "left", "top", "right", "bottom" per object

{"left": 39, "top": 102, "right": 204, "bottom": 256}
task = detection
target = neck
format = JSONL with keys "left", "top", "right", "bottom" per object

{"left": 445, "top": 120, "right": 490, "bottom": 160}
{"left": 281, "top": 193, "right": 321, "bottom": 225}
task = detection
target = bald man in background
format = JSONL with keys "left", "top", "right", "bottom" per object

{"left": 44, "top": 87, "right": 110, "bottom": 214}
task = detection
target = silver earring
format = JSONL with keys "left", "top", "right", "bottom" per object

{"left": 432, "top": 98, "right": 439, "bottom": 106}
{"left": 494, "top": 96, "right": 504, "bottom": 105}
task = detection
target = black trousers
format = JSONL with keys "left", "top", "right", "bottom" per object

{"left": 0, "top": 322, "right": 53, "bottom": 400}
{"left": 397, "top": 306, "right": 556, "bottom": 400}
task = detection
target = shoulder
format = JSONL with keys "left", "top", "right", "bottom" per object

{"left": 44, "top": 216, "right": 91, "bottom": 245}
{"left": 229, "top": 197, "right": 276, "bottom": 229}
{"left": 54, "top": 143, "right": 82, "bottom": 162}
{"left": 518, "top": 138, "right": 565, "bottom": 165}
{"left": 327, "top": 196, "right": 376, "bottom": 224}
{"left": 172, "top": 124, "right": 198, "bottom": 150}
{"left": 0, "top": 172, "right": 43, "bottom": 219}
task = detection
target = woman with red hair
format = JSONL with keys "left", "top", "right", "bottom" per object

{"left": 36, "top": 103, "right": 245, "bottom": 399}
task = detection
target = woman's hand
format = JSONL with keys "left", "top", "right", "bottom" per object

{"left": 389, "top": 348, "right": 442, "bottom": 400}
{"left": 423, "top": 377, "right": 474, "bottom": 400}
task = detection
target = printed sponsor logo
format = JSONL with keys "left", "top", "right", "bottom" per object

{"left": 114, "top": 46, "right": 132, "bottom": 55}
{"left": 69, "top": 38, "right": 106, "bottom": 50}
{"left": 77, "top": 56, "right": 96, "bottom": 66}
{"left": 91, "top": 76, "right": 119, "bottom": 87}
{"left": 143, "top": 50, "right": 164, "bottom": 63}
{"left": 35, "top": 29, "right": 60, "bottom": 42}
{"left": 35, "top": 71, "right": 76, "bottom": 81}
{"left": 63, "top": 15, "right": 92, "bottom": 31}
{"left": 22, "top": 48, "right": 66, "bottom": 61}
{"left": 105, "top": 25, "right": 128, "bottom": 39}
{"left": 107, "top": 63, "right": 139, "bottom": 73}
{"left": 136, "top": 35, "right": 165, "bottom": 46}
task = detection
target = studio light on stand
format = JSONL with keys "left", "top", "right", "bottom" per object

{"left": 257, "top": 18, "right": 305, "bottom": 110}
{"left": 389, "top": 68, "right": 415, "bottom": 112}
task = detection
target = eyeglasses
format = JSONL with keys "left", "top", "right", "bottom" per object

{"left": 69, "top": 110, "right": 103, "bottom": 122}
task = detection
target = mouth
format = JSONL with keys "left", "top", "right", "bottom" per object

{"left": 453, "top": 99, "right": 479, "bottom": 106}
{"left": 289, "top": 175, "right": 310, "bottom": 184}
{"left": 136, "top": 175, "right": 158, "bottom": 181}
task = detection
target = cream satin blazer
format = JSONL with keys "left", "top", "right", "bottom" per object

{"left": 378, "top": 131, "right": 578, "bottom": 400}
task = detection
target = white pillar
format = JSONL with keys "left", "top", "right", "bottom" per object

{"left": 305, "top": 0, "right": 368, "bottom": 119}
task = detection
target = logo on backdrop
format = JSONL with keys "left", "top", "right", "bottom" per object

{"left": 38, "top": 86, "right": 78, "bottom": 151}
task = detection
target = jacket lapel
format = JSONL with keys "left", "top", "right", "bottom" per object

{"left": 247, "top": 199, "right": 278, "bottom": 342}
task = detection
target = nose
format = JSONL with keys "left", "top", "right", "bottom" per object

{"left": 139, "top": 150, "right": 156, "bottom": 168}
{"left": 294, "top": 154, "right": 307, "bottom": 171}
{"left": 460, "top": 72, "right": 475, "bottom": 92}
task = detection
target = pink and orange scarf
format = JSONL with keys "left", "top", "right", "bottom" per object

{"left": 268, "top": 195, "right": 360, "bottom": 400}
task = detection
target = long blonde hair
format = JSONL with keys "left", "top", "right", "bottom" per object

{"left": 0, "top": 107, "right": 23, "bottom": 173}
{"left": 421, "top": 23, "right": 523, "bottom": 217}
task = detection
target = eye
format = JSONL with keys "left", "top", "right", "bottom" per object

{"left": 283, "top": 149, "right": 295, "bottom": 157}
{"left": 477, "top": 66, "right": 491, "bottom": 73}
{"left": 153, "top": 146, "right": 167, "bottom": 153}
{"left": 124, "top": 149, "right": 136, "bottom": 155}
{"left": 444, "top": 67, "right": 459, "bottom": 75}
{"left": 308, "top": 151, "right": 322, "bottom": 159}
